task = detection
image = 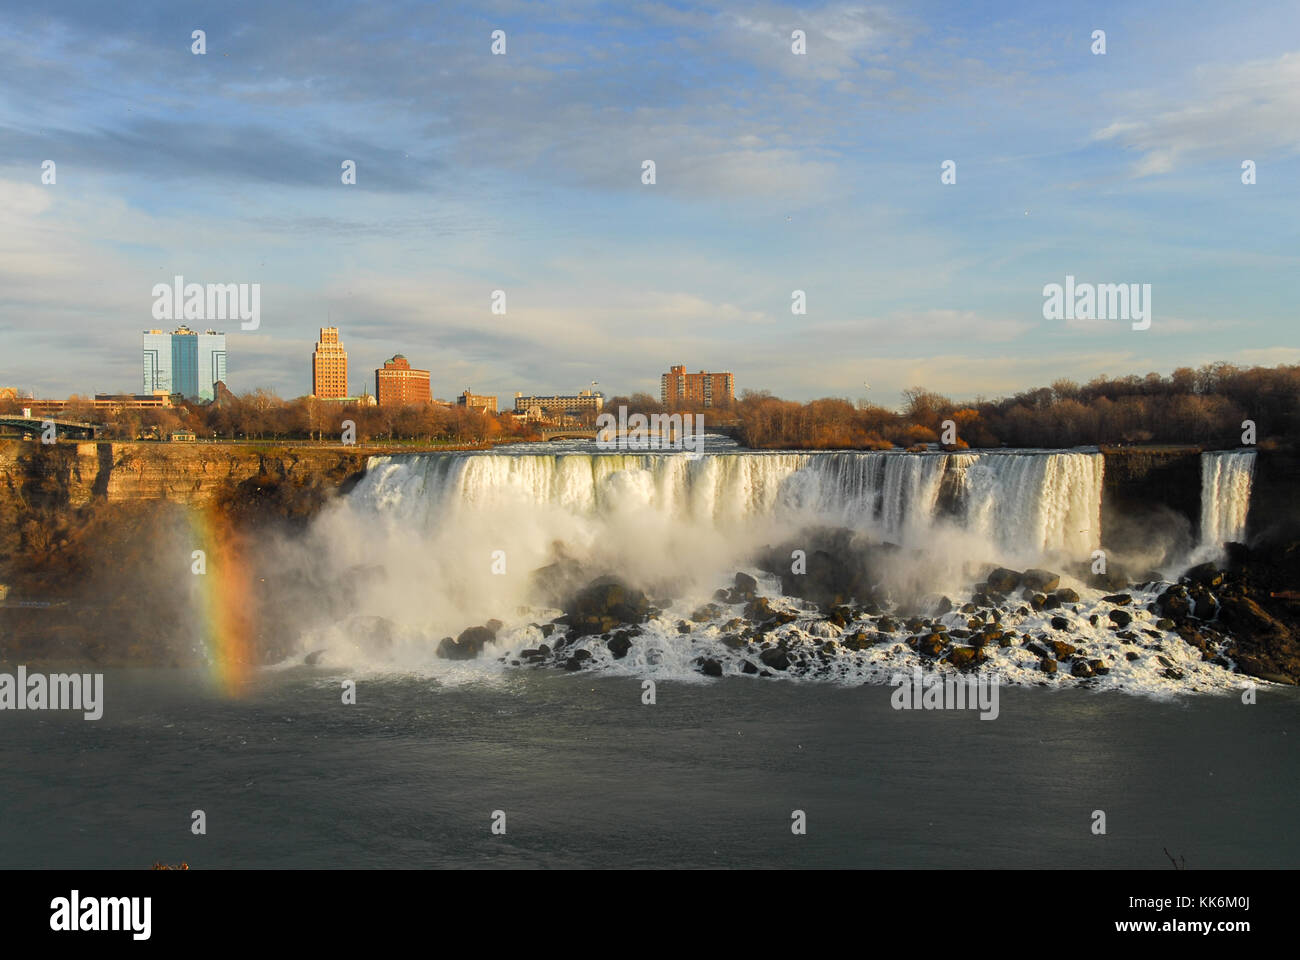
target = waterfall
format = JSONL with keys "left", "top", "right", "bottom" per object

{"left": 1199, "top": 450, "right": 1256, "bottom": 549}
{"left": 356, "top": 449, "right": 1104, "bottom": 561}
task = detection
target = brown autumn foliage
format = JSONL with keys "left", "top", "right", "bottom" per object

{"left": 733, "top": 363, "right": 1300, "bottom": 450}
{"left": 0, "top": 391, "right": 539, "bottom": 445}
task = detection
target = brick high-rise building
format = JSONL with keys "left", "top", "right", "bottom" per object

{"left": 660, "top": 364, "right": 734, "bottom": 408}
{"left": 375, "top": 354, "right": 431, "bottom": 407}
{"left": 312, "top": 327, "right": 348, "bottom": 399}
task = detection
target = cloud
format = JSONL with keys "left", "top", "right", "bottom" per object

{"left": 1094, "top": 51, "right": 1300, "bottom": 176}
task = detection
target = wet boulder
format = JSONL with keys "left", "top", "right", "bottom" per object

{"left": 564, "top": 577, "right": 651, "bottom": 638}
{"left": 986, "top": 568, "right": 1022, "bottom": 594}
{"left": 1184, "top": 562, "right": 1224, "bottom": 588}
{"left": 437, "top": 625, "right": 496, "bottom": 660}
{"left": 732, "top": 572, "right": 758, "bottom": 600}
{"left": 1022, "top": 569, "right": 1061, "bottom": 592}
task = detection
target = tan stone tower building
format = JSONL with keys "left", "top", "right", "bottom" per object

{"left": 312, "top": 327, "right": 348, "bottom": 398}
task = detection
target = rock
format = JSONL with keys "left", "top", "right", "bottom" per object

{"left": 1022, "top": 569, "right": 1060, "bottom": 592}
{"left": 917, "top": 634, "right": 948, "bottom": 658}
{"left": 540, "top": 623, "right": 556, "bottom": 638}
{"left": 1050, "top": 616, "right": 1070, "bottom": 631}
{"left": 698, "top": 658, "right": 723, "bottom": 677}
{"left": 947, "top": 646, "right": 978, "bottom": 670}
{"left": 1088, "top": 564, "right": 1129, "bottom": 591}
{"left": 1125, "top": 651, "right": 1140, "bottom": 661}
{"left": 1162, "top": 667, "right": 1184, "bottom": 681}
{"left": 1054, "top": 588, "right": 1080, "bottom": 603}
{"left": 1184, "top": 562, "right": 1224, "bottom": 588}
{"left": 1090, "top": 658, "right": 1109, "bottom": 675}
{"left": 1216, "top": 593, "right": 1299, "bottom": 684}
{"left": 1191, "top": 593, "right": 1218, "bottom": 620}
{"left": 1050, "top": 639, "right": 1077, "bottom": 659}
{"left": 1042, "top": 594, "right": 1062, "bottom": 610}
{"left": 842, "top": 631, "right": 870, "bottom": 651}
{"left": 934, "top": 596, "right": 953, "bottom": 616}
{"left": 564, "top": 577, "right": 650, "bottom": 638}
{"left": 741, "top": 660, "right": 758, "bottom": 674}
{"left": 607, "top": 631, "right": 634, "bottom": 659}
{"left": 759, "top": 648, "right": 790, "bottom": 671}
{"left": 1070, "top": 659, "right": 1094, "bottom": 678}
{"left": 986, "top": 567, "right": 1022, "bottom": 593}
{"left": 1101, "top": 593, "right": 1132, "bottom": 606}
{"left": 1041, "top": 658, "right": 1058, "bottom": 674}
{"left": 733, "top": 572, "right": 758, "bottom": 599}
{"left": 1108, "top": 609, "right": 1133, "bottom": 628}
{"left": 691, "top": 603, "right": 722, "bottom": 623}
{"left": 1156, "top": 618, "right": 1175, "bottom": 631}
{"left": 744, "top": 596, "right": 777, "bottom": 622}
{"left": 826, "top": 605, "right": 853, "bottom": 628}
{"left": 437, "top": 625, "right": 496, "bottom": 660}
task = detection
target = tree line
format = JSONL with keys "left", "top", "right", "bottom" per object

{"left": 611, "top": 363, "right": 1298, "bottom": 450}
{"left": 5, "top": 361, "right": 1295, "bottom": 449}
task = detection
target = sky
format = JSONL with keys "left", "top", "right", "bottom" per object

{"left": 1, "top": 0, "right": 1298, "bottom": 407}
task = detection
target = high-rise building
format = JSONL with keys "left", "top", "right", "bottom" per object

{"left": 660, "top": 364, "right": 734, "bottom": 408}
{"left": 457, "top": 389, "right": 498, "bottom": 413}
{"left": 312, "top": 327, "right": 349, "bottom": 399}
{"left": 142, "top": 325, "right": 226, "bottom": 401}
{"left": 375, "top": 355, "right": 431, "bottom": 407}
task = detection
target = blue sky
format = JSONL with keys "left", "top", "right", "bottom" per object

{"left": 1, "top": 0, "right": 1297, "bottom": 406}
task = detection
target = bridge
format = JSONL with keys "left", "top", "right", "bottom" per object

{"left": 0, "top": 416, "right": 103, "bottom": 440}
{"left": 538, "top": 428, "right": 598, "bottom": 441}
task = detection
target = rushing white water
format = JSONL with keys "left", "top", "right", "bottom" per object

{"left": 1199, "top": 450, "right": 1256, "bottom": 550}
{"left": 355, "top": 449, "right": 1104, "bottom": 560}
{"left": 281, "top": 447, "right": 1266, "bottom": 694}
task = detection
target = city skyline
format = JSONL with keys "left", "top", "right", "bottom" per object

{"left": 3, "top": 2, "right": 1299, "bottom": 405}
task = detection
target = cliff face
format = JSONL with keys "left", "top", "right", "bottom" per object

{"left": 1098, "top": 447, "right": 1203, "bottom": 555}
{"left": 0, "top": 441, "right": 378, "bottom": 667}
{"left": 0, "top": 441, "right": 371, "bottom": 509}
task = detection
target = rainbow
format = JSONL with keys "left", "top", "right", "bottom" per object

{"left": 186, "top": 504, "right": 256, "bottom": 696}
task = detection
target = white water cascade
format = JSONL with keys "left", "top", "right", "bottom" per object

{"left": 1199, "top": 450, "right": 1256, "bottom": 550}
{"left": 355, "top": 449, "right": 1104, "bottom": 561}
